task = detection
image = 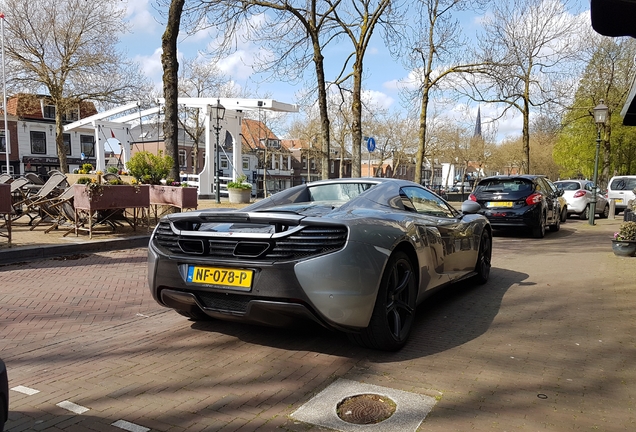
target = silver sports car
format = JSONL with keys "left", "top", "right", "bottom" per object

{"left": 148, "top": 178, "right": 492, "bottom": 351}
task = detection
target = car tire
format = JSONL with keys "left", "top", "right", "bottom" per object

{"left": 549, "top": 213, "right": 561, "bottom": 232}
{"left": 580, "top": 205, "right": 590, "bottom": 220}
{"left": 560, "top": 207, "right": 568, "bottom": 223}
{"left": 349, "top": 251, "right": 417, "bottom": 351}
{"left": 600, "top": 204, "right": 610, "bottom": 219}
{"left": 473, "top": 229, "right": 492, "bottom": 285}
{"left": 532, "top": 213, "right": 546, "bottom": 238}
{"left": 176, "top": 309, "right": 212, "bottom": 321}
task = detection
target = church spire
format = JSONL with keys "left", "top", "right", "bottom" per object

{"left": 474, "top": 106, "right": 482, "bottom": 137}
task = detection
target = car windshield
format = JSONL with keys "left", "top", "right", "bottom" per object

{"left": 475, "top": 178, "right": 533, "bottom": 193}
{"left": 556, "top": 181, "right": 580, "bottom": 191}
{"left": 307, "top": 182, "right": 374, "bottom": 202}
{"left": 610, "top": 177, "right": 636, "bottom": 190}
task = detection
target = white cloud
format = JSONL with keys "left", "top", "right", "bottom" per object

{"left": 134, "top": 48, "right": 163, "bottom": 90}
{"left": 122, "top": 0, "right": 160, "bottom": 35}
{"left": 362, "top": 90, "right": 394, "bottom": 110}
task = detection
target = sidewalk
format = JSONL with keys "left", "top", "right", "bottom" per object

{"left": 0, "top": 199, "right": 245, "bottom": 264}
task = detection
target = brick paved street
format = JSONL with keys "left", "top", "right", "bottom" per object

{"left": 1, "top": 217, "right": 635, "bottom": 431}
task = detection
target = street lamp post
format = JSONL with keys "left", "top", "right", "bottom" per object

{"left": 589, "top": 100, "right": 608, "bottom": 226}
{"left": 212, "top": 99, "right": 225, "bottom": 204}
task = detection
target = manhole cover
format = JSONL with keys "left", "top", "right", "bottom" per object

{"left": 336, "top": 393, "right": 396, "bottom": 425}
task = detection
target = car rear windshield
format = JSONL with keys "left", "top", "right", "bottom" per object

{"left": 555, "top": 181, "right": 580, "bottom": 191}
{"left": 475, "top": 178, "right": 533, "bottom": 193}
{"left": 610, "top": 177, "right": 636, "bottom": 190}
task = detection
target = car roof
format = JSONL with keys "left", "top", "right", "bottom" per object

{"left": 479, "top": 174, "right": 543, "bottom": 182}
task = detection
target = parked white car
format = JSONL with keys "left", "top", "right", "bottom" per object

{"left": 607, "top": 176, "right": 636, "bottom": 214}
{"left": 554, "top": 179, "right": 609, "bottom": 219}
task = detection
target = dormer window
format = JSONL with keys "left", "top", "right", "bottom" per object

{"left": 43, "top": 105, "right": 56, "bottom": 119}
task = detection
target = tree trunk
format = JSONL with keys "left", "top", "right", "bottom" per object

{"left": 161, "top": 0, "right": 185, "bottom": 182}
{"left": 351, "top": 56, "right": 363, "bottom": 178}
{"left": 55, "top": 108, "right": 68, "bottom": 173}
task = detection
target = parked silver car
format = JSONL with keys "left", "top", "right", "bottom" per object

{"left": 148, "top": 178, "right": 492, "bottom": 351}
{"left": 606, "top": 175, "right": 636, "bottom": 214}
{"left": 554, "top": 180, "right": 609, "bottom": 219}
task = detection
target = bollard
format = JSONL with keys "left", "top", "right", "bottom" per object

{"left": 609, "top": 199, "right": 615, "bottom": 220}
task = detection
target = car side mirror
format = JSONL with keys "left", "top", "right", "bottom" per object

{"left": 461, "top": 200, "right": 481, "bottom": 214}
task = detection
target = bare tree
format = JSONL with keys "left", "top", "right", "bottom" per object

{"left": 327, "top": 0, "right": 400, "bottom": 177}
{"left": 180, "top": 0, "right": 342, "bottom": 180}
{"left": 2, "top": 0, "right": 150, "bottom": 173}
{"left": 400, "top": 0, "right": 487, "bottom": 184}
{"left": 465, "top": 0, "right": 583, "bottom": 174}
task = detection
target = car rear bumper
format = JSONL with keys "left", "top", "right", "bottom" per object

{"left": 147, "top": 239, "right": 386, "bottom": 330}
{"left": 480, "top": 205, "right": 541, "bottom": 228}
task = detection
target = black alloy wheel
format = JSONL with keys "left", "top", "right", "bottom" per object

{"left": 350, "top": 251, "right": 417, "bottom": 351}
{"left": 532, "top": 213, "right": 546, "bottom": 238}
{"left": 473, "top": 229, "right": 492, "bottom": 285}
{"left": 549, "top": 213, "right": 561, "bottom": 232}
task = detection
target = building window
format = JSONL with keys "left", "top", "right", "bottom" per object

{"left": 331, "top": 160, "right": 335, "bottom": 174}
{"left": 302, "top": 156, "right": 307, "bottom": 169}
{"left": 63, "top": 133, "right": 71, "bottom": 155}
{"left": 80, "top": 135, "right": 94, "bottom": 157}
{"left": 43, "top": 105, "right": 56, "bottom": 119}
{"left": 31, "top": 131, "right": 47, "bottom": 154}
{"left": 310, "top": 158, "right": 315, "bottom": 170}
{"left": 179, "top": 149, "right": 187, "bottom": 167}
{"left": 242, "top": 157, "right": 249, "bottom": 170}
{"left": 63, "top": 108, "right": 79, "bottom": 122}
{"left": 221, "top": 156, "right": 228, "bottom": 169}
{"left": 0, "top": 130, "right": 5, "bottom": 153}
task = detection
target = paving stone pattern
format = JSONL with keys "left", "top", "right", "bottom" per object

{"left": 1, "top": 217, "right": 635, "bottom": 431}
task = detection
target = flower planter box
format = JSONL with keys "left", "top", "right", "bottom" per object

{"left": 228, "top": 188, "right": 251, "bottom": 204}
{"left": 149, "top": 185, "right": 198, "bottom": 210}
{"left": 73, "top": 184, "right": 149, "bottom": 211}
{"left": 72, "top": 184, "right": 150, "bottom": 238}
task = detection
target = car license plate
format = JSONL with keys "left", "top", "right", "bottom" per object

{"left": 616, "top": 199, "right": 623, "bottom": 204}
{"left": 486, "top": 201, "right": 513, "bottom": 208}
{"left": 187, "top": 265, "right": 253, "bottom": 290}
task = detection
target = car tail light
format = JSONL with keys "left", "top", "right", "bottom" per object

{"left": 573, "top": 190, "right": 586, "bottom": 198}
{"left": 468, "top": 193, "right": 477, "bottom": 201}
{"left": 525, "top": 192, "right": 542, "bottom": 205}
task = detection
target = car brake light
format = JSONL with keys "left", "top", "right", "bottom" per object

{"left": 525, "top": 192, "right": 542, "bottom": 205}
{"left": 468, "top": 193, "right": 477, "bottom": 201}
{"left": 573, "top": 190, "right": 586, "bottom": 198}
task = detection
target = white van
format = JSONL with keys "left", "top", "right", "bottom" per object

{"left": 607, "top": 175, "right": 636, "bottom": 214}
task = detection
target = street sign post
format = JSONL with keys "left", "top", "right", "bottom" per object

{"left": 366, "top": 137, "right": 376, "bottom": 176}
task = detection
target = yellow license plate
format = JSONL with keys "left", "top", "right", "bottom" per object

{"left": 487, "top": 201, "right": 513, "bottom": 208}
{"left": 187, "top": 266, "right": 253, "bottom": 290}
{"left": 616, "top": 199, "right": 623, "bottom": 204}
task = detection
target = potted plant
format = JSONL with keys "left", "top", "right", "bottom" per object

{"left": 127, "top": 151, "right": 197, "bottom": 210}
{"left": 227, "top": 175, "right": 252, "bottom": 204}
{"left": 612, "top": 221, "right": 636, "bottom": 257}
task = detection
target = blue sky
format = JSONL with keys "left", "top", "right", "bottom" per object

{"left": 118, "top": 0, "right": 591, "bottom": 140}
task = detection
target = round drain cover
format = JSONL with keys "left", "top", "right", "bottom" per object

{"left": 336, "top": 393, "right": 396, "bottom": 425}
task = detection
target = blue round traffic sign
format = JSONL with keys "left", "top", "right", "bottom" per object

{"left": 366, "top": 137, "right": 376, "bottom": 152}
